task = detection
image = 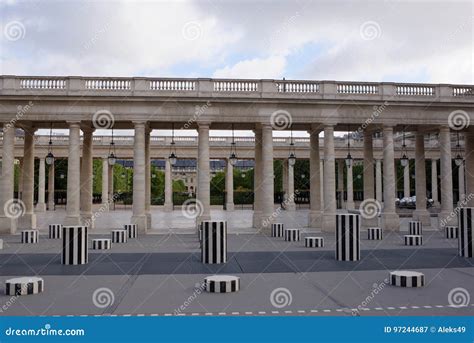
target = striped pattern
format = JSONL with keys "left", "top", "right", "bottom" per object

{"left": 201, "top": 221, "right": 227, "bottom": 264}
{"left": 305, "top": 237, "right": 324, "bottom": 248}
{"left": 124, "top": 224, "right": 137, "bottom": 239}
{"left": 409, "top": 221, "right": 422, "bottom": 235}
{"left": 62, "top": 226, "right": 88, "bottom": 265}
{"left": 92, "top": 239, "right": 112, "bottom": 250}
{"left": 198, "top": 225, "right": 203, "bottom": 242}
{"left": 404, "top": 235, "right": 422, "bottom": 246}
{"left": 284, "top": 228, "right": 300, "bottom": 242}
{"left": 204, "top": 275, "right": 240, "bottom": 293}
{"left": 336, "top": 214, "right": 360, "bottom": 261}
{"left": 49, "top": 224, "right": 62, "bottom": 239}
{"left": 445, "top": 226, "right": 458, "bottom": 239}
{"left": 367, "top": 227, "right": 382, "bottom": 240}
{"left": 458, "top": 207, "right": 473, "bottom": 258}
{"left": 21, "top": 230, "right": 38, "bottom": 244}
{"left": 111, "top": 230, "right": 127, "bottom": 243}
{"left": 271, "top": 223, "right": 284, "bottom": 238}
{"left": 0, "top": 239, "right": 3, "bottom": 250}
{"left": 390, "top": 271, "right": 425, "bottom": 288}
{"left": 5, "top": 277, "right": 44, "bottom": 296}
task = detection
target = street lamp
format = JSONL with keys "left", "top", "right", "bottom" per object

{"left": 229, "top": 123, "right": 238, "bottom": 166}
{"left": 400, "top": 128, "right": 409, "bottom": 167}
{"left": 169, "top": 123, "right": 178, "bottom": 166}
{"left": 45, "top": 123, "right": 55, "bottom": 165}
{"left": 288, "top": 126, "right": 296, "bottom": 166}
{"left": 345, "top": 125, "right": 353, "bottom": 168}
{"left": 454, "top": 132, "right": 464, "bottom": 166}
{"left": 108, "top": 127, "right": 117, "bottom": 166}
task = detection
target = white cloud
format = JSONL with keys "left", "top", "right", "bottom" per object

{"left": 213, "top": 55, "right": 286, "bottom": 79}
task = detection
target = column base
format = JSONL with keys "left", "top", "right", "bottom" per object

{"left": 35, "top": 203, "right": 46, "bottom": 212}
{"left": 438, "top": 211, "right": 458, "bottom": 229}
{"left": 412, "top": 209, "right": 431, "bottom": 227}
{"left": 361, "top": 216, "right": 379, "bottom": 228}
{"left": 131, "top": 215, "right": 148, "bottom": 234}
{"left": 286, "top": 203, "right": 296, "bottom": 212}
{"left": 252, "top": 210, "right": 262, "bottom": 229}
{"left": 47, "top": 202, "right": 55, "bottom": 211}
{"left": 308, "top": 211, "right": 322, "bottom": 229}
{"left": 100, "top": 202, "right": 110, "bottom": 211}
{"left": 225, "top": 203, "right": 235, "bottom": 211}
{"left": 164, "top": 203, "right": 173, "bottom": 212}
{"left": 0, "top": 216, "right": 17, "bottom": 234}
{"left": 64, "top": 215, "right": 81, "bottom": 226}
{"left": 146, "top": 213, "right": 152, "bottom": 229}
{"left": 346, "top": 201, "right": 355, "bottom": 210}
{"left": 259, "top": 218, "right": 272, "bottom": 235}
{"left": 19, "top": 213, "right": 36, "bottom": 229}
{"left": 381, "top": 212, "right": 400, "bottom": 231}
{"left": 80, "top": 212, "right": 94, "bottom": 229}
{"left": 322, "top": 213, "right": 336, "bottom": 232}
{"left": 433, "top": 201, "right": 440, "bottom": 208}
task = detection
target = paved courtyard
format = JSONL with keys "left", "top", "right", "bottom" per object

{"left": 0, "top": 209, "right": 472, "bottom": 317}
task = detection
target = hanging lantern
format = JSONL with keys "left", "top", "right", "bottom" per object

{"left": 45, "top": 123, "right": 55, "bottom": 165}
{"left": 345, "top": 125, "right": 353, "bottom": 168}
{"left": 454, "top": 132, "right": 464, "bottom": 166}
{"left": 169, "top": 123, "right": 178, "bottom": 165}
{"left": 229, "top": 124, "right": 238, "bottom": 166}
{"left": 108, "top": 127, "right": 117, "bottom": 166}
{"left": 288, "top": 125, "right": 296, "bottom": 166}
{"left": 400, "top": 128, "right": 409, "bottom": 167}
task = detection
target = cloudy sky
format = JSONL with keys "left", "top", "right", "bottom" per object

{"left": 0, "top": 0, "right": 472, "bottom": 136}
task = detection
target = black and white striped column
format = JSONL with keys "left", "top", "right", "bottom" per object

{"left": 404, "top": 235, "right": 422, "bottom": 246}
{"left": 305, "top": 236, "right": 324, "bottom": 248}
{"left": 458, "top": 207, "right": 474, "bottom": 258}
{"left": 367, "top": 227, "right": 382, "bottom": 240}
{"left": 5, "top": 277, "right": 44, "bottom": 296}
{"left": 92, "top": 239, "right": 112, "bottom": 250}
{"left": 336, "top": 214, "right": 360, "bottom": 261}
{"left": 204, "top": 275, "right": 240, "bottom": 293}
{"left": 201, "top": 221, "right": 227, "bottom": 264}
{"left": 49, "top": 224, "right": 62, "bottom": 239}
{"left": 284, "top": 228, "right": 300, "bottom": 242}
{"left": 124, "top": 224, "right": 137, "bottom": 239}
{"left": 62, "top": 226, "right": 88, "bottom": 265}
{"left": 390, "top": 271, "right": 424, "bottom": 287}
{"left": 445, "top": 226, "right": 458, "bottom": 239}
{"left": 409, "top": 221, "right": 422, "bottom": 235}
{"left": 111, "top": 230, "right": 128, "bottom": 243}
{"left": 271, "top": 223, "right": 284, "bottom": 238}
{"left": 21, "top": 230, "right": 38, "bottom": 244}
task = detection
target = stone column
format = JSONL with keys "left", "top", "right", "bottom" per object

{"left": 282, "top": 160, "right": 288, "bottom": 202}
{"left": 108, "top": 163, "right": 114, "bottom": 202}
{"left": 252, "top": 128, "right": 262, "bottom": 228}
{"left": 47, "top": 161, "right": 55, "bottom": 210}
{"left": 145, "top": 128, "right": 151, "bottom": 228}
{"left": 375, "top": 159, "right": 382, "bottom": 203}
{"left": 131, "top": 121, "right": 148, "bottom": 232}
{"left": 464, "top": 126, "right": 474, "bottom": 207}
{"left": 36, "top": 157, "right": 46, "bottom": 212}
{"left": 64, "top": 122, "right": 81, "bottom": 226}
{"left": 0, "top": 124, "right": 17, "bottom": 234}
{"left": 18, "top": 158, "right": 23, "bottom": 198}
{"left": 320, "top": 159, "right": 324, "bottom": 206}
{"left": 439, "top": 126, "right": 455, "bottom": 227}
{"left": 225, "top": 158, "right": 235, "bottom": 211}
{"left": 362, "top": 131, "right": 377, "bottom": 226}
{"left": 337, "top": 159, "right": 345, "bottom": 209}
{"left": 164, "top": 158, "right": 173, "bottom": 212}
{"left": 413, "top": 130, "right": 430, "bottom": 226}
{"left": 403, "top": 163, "right": 410, "bottom": 198}
{"left": 19, "top": 125, "right": 36, "bottom": 229}
{"left": 287, "top": 159, "right": 296, "bottom": 211}
{"left": 308, "top": 127, "right": 321, "bottom": 228}
{"left": 197, "top": 122, "right": 211, "bottom": 223}
{"left": 381, "top": 126, "right": 399, "bottom": 231}
{"left": 431, "top": 159, "right": 439, "bottom": 207}
{"left": 101, "top": 158, "right": 109, "bottom": 205}
{"left": 458, "top": 161, "right": 465, "bottom": 205}
{"left": 260, "top": 124, "right": 274, "bottom": 233}
{"left": 80, "top": 127, "right": 94, "bottom": 227}
{"left": 346, "top": 162, "right": 354, "bottom": 210}
{"left": 322, "top": 125, "right": 336, "bottom": 232}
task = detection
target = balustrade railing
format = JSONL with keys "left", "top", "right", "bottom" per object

{"left": 396, "top": 85, "right": 434, "bottom": 96}
{"left": 276, "top": 81, "right": 320, "bottom": 93}
{"left": 85, "top": 79, "right": 131, "bottom": 90}
{"left": 213, "top": 80, "right": 259, "bottom": 92}
{"left": 453, "top": 87, "right": 473, "bottom": 96}
{"left": 150, "top": 80, "right": 195, "bottom": 91}
{"left": 20, "top": 78, "right": 66, "bottom": 89}
{"left": 337, "top": 83, "right": 378, "bottom": 95}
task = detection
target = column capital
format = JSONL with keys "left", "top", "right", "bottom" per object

{"left": 20, "top": 122, "right": 37, "bottom": 134}
{"left": 438, "top": 125, "right": 451, "bottom": 133}
{"left": 256, "top": 122, "right": 273, "bottom": 130}
{"left": 308, "top": 123, "right": 323, "bottom": 134}
{"left": 81, "top": 124, "right": 96, "bottom": 134}
{"left": 132, "top": 120, "right": 147, "bottom": 127}
{"left": 197, "top": 121, "right": 211, "bottom": 128}
{"left": 67, "top": 121, "right": 81, "bottom": 128}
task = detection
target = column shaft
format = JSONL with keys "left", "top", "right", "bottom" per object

{"left": 36, "top": 158, "right": 46, "bottom": 212}
{"left": 260, "top": 124, "right": 274, "bottom": 232}
{"left": 337, "top": 160, "right": 345, "bottom": 209}
{"left": 413, "top": 131, "right": 430, "bottom": 226}
{"left": 80, "top": 128, "right": 94, "bottom": 227}
{"left": 381, "top": 126, "right": 399, "bottom": 230}
{"left": 64, "top": 122, "right": 81, "bottom": 226}
{"left": 0, "top": 124, "right": 17, "bottom": 234}
{"left": 439, "top": 127, "right": 455, "bottom": 227}
{"left": 322, "top": 125, "right": 336, "bottom": 232}
{"left": 431, "top": 159, "right": 439, "bottom": 206}
{"left": 145, "top": 129, "right": 151, "bottom": 228}
{"left": 346, "top": 163, "right": 354, "bottom": 210}
{"left": 225, "top": 159, "right": 234, "bottom": 211}
{"left": 131, "top": 122, "right": 148, "bottom": 232}
{"left": 403, "top": 163, "right": 410, "bottom": 198}
{"left": 47, "top": 161, "right": 55, "bottom": 210}
{"left": 464, "top": 127, "right": 474, "bottom": 207}
{"left": 101, "top": 158, "right": 109, "bottom": 205}
{"left": 252, "top": 129, "right": 262, "bottom": 228}
{"left": 197, "top": 123, "right": 211, "bottom": 223}
{"left": 362, "top": 131, "right": 377, "bottom": 226}
{"left": 375, "top": 159, "right": 382, "bottom": 203}
{"left": 19, "top": 126, "right": 36, "bottom": 229}
{"left": 287, "top": 160, "right": 295, "bottom": 211}
{"left": 164, "top": 158, "right": 173, "bottom": 211}
{"left": 308, "top": 128, "right": 321, "bottom": 228}
{"left": 458, "top": 162, "right": 465, "bottom": 204}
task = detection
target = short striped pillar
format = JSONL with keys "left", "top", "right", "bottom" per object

{"left": 92, "top": 239, "right": 112, "bottom": 250}
{"left": 21, "top": 230, "right": 39, "bottom": 244}
{"left": 284, "top": 228, "right": 300, "bottom": 242}
{"left": 204, "top": 275, "right": 240, "bottom": 293}
{"left": 336, "top": 214, "right": 360, "bottom": 261}
{"left": 390, "top": 271, "right": 425, "bottom": 288}
{"left": 62, "top": 226, "right": 88, "bottom": 265}
{"left": 0, "top": 239, "right": 3, "bottom": 250}
{"left": 458, "top": 208, "right": 474, "bottom": 258}
{"left": 367, "top": 227, "right": 382, "bottom": 240}
{"left": 445, "top": 226, "right": 458, "bottom": 239}
{"left": 201, "top": 221, "right": 227, "bottom": 264}
{"left": 124, "top": 224, "right": 137, "bottom": 239}
{"left": 409, "top": 221, "right": 422, "bottom": 235}
{"left": 111, "top": 230, "right": 127, "bottom": 243}
{"left": 49, "top": 224, "right": 62, "bottom": 239}
{"left": 305, "top": 237, "right": 324, "bottom": 248}
{"left": 404, "top": 235, "right": 422, "bottom": 246}
{"left": 5, "top": 277, "right": 44, "bottom": 296}
{"left": 271, "top": 223, "right": 284, "bottom": 238}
